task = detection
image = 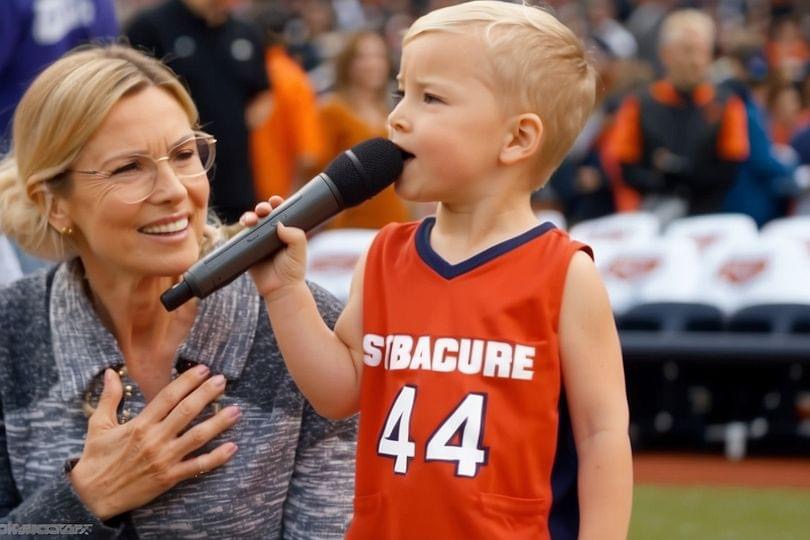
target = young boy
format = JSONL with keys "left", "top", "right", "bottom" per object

{"left": 245, "top": 2, "right": 632, "bottom": 538}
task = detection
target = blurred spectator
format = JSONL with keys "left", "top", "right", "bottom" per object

{"left": 292, "top": 0, "right": 344, "bottom": 93}
{"left": 624, "top": 0, "right": 673, "bottom": 75}
{"left": 1, "top": 0, "right": 117, "bottom": 274}
{"left": 250, "top": 7, "right": 324, "bottom": 200}
{"left": 126, "top": 0, "right": 271, "bottom": 223}
{"left": 1, "top": 0, "right": 118, "bottom": 151}
{"left": 600, "top": 58, "right": 657, "bottom": 213}
{"left": 789, "top": 124, "right": 810, "bottom": 214}
{"left": 586, "top": 0, "right": 638, "bottom": 60}
{"left": 766, "top": 15, "right": 809, "bottom": 83}
{"left": 609, "top": 9, "right": 749, "bottom": 222}
{"left": 317, "top": 31, "right": 410, "bottom": 229}
{"left": 765, "top": 77, "right": 805, "bottom": 144}
{"left": 720, "top": 37, "right": 802, "bottom": 226}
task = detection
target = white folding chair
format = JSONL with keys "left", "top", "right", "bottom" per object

{"left": 0, "top": 235, "right": 22, "bottom": 286}
{"left": 597, "top": 237, "right": 702, "bottom": 315}
{"left": 696, "top": 236, "right": 810, "bottom": 315}
{"left": 306, "top": 228, "right": 378, "bottom": 303}
{"left": 569, "top": 211, "right": 660, "bottom": 246}
{"left": 760, "top": 216, "right": 810, "bottom": 258}
{"left": 664, "top": 213, "right": 759, "bottom": 259}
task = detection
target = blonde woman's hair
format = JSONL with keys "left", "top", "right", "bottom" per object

{"left": 659, "top": 9, "right": 715, "bottom": 49}
{"left": 0, "top": 44, "right": 217, "bottom": 261}
{"left": 403, "top": 0, "right": 597, "bottom": 185}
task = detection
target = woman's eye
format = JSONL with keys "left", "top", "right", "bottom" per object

{"left": 173, "top": 149, "right": 196, "bottom": 161}
{"left": 110, "top": 162, "right": 141, "bottom": 176}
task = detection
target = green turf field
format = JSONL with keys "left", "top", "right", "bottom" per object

{"left": 630, "top": 484, "right": 810, "bottom": 540}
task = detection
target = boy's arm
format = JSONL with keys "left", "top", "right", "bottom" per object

{"left": 559, "top": 251, "right": 633, "bottom": 540}
{"left": 258, "top": 223, "right": 367, "bottom": 420}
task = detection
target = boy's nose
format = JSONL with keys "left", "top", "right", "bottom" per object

{"left": 387, "top": 108, "right": 411, "bottom": 133}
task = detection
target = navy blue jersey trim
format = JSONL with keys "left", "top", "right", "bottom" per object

{"left": 549, "top": 392, "right": 580, "bottom": 540}
{"left": 415, "top": 217, "right": 556, "bottom": 279}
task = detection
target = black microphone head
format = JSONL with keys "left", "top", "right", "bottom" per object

{"left": 324, "top": 137, "right": 404, "bottom": 207}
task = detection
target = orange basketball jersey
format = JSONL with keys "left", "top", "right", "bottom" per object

{"left": 347, "top": 218, "right": 591, "bottom": 540}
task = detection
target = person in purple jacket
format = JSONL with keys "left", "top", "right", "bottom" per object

{"left": 0, "top": 0, "right": 119, "bottom": 150}
{"left": 0, "top": 0, "right": 118, "bottom": 273}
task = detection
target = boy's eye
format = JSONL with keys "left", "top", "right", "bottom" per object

{"left": 423, "top": 93, "right": 442, "bottom": 104}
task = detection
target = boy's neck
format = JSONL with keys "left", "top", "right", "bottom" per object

{"left": 429, "top": 196, "right": 539, "bottom": 265}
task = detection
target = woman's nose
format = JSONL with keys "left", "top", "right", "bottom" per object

{"left": 151, "top": 160, "right": 188, "bottom": 202}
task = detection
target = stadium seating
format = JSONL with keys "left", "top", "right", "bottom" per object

{"left": 663, "top": 213, "right": 759, "bottom": 256}
{"left": 305, "top": 228, "right": 377, "bottom": 303}
{"left": 567, "top": 212, "right": 810, "bottom": 456}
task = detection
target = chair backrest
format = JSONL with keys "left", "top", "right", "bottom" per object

{"left": 664, "top": 213, "right": 759, "bottom": 259}
{"left": 697, "top": 236, "right": 810, "bottom": 314}
{"left": 306, "top": 228, "right": 378, "bottom": 303}
{"left": 0, "top": 235, "right": 22, "bottom": 286}
{"left": 597, "top": 237, "right": 702, "bottom": 314}
{"left": 569, "top": 211, "right": 660, "bottom": 247}
{"left": 760, "top": 216, "right": 810, "bottom": 258}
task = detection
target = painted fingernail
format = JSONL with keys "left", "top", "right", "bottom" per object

{"left": 226, "top": 443, "right": 238, "bottom": 455}
{"left": 226, "top": 405, "right": 241, "bottom": 419}
{"left": 196, "top": 364, "right": 210, "bottom": 376}
{"left": 211, "top": 374, "right": 226, "bottom": 388}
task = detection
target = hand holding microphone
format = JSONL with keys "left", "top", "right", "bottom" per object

{"left": 161, "top": 137, "right": 404, "bottom": 311}
{"left": 241, "top": 196, "right": 308, "bottom": 300}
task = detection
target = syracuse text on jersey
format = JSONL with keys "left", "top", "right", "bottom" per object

{"left": 362, "top": 334, "right": 536, "bottom": 380}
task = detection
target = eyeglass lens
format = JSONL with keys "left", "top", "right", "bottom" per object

{"left": 114, "top": 136, "right": 214, "bottom": 203}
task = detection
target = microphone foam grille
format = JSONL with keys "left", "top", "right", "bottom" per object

{"left": 324, "top": 138, "right": 404, "bottom": 207}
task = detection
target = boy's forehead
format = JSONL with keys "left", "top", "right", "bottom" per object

{"left": 398, "top": 32, "right": 485, "bottom": 80}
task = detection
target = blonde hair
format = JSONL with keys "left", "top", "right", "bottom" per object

{"left": 659, "top": 9, "right": 715, "bottom": 48}
{"left": 403, "top": 0, "right": 597, "bottom": 184}
{"left": 0, "top": 44, "right": 209, "bottom": 261}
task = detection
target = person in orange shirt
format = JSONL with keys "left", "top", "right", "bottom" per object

{"left": 250, "top": 8, "right": 324, "bottom": 200}
{"left": 609, "top": 9, "right": 749, "bottom": 219}
{"left": 317, "top": 31, "right": 411, "bottom": 229}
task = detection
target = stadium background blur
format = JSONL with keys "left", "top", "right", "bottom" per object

{"left": 3, "top": 0, "right": 810, "bottom": 537}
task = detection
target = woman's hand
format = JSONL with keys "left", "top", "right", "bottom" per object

{"left": 69, "top": 365, "right": 241, "bottom": 521}
{"left": 241, "top": 196, "right": 309, "bottom": 301}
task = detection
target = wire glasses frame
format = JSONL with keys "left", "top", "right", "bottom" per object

{"left": 66, "top": 131, "right": 216, "bottom": 204}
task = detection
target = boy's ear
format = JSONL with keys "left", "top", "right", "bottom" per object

{"left": 500, "top": 113, "right": 543, "bottom": 165}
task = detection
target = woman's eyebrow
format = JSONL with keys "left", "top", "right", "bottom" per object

{"left": 99, "top": 133, "right": 196, "bottom": 164}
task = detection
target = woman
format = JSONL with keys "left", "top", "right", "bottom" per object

{"left": 317, "top": 31, "right": 411, "bottom": 229}
{"left": 0, "top": 45, "right": 355, "bottom": 538}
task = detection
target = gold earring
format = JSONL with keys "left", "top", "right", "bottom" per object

{"left": 60, "top": 226, "right": 73, "bottom": 235}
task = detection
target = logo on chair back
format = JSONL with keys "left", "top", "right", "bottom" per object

{"left": 690, "top": 233, "right": 719, "bottom": 252}
{"left": 717, "top": 259, "right": 767, "bottom": 285}
{"left": 607, "top": 257, "right": 661, "bottom": 281}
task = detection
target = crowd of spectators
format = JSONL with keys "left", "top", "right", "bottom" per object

{"left": 2, "top": 0, "right": 809, "bottom": 275}
{"left": 115, "top": 0, "right": 810, "bottom": 231}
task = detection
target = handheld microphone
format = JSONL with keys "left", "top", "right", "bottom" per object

{"left": 160, "top": 137, "right": 404, "bottom": 311}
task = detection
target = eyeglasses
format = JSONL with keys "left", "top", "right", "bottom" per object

{"left": 67, "top": 132, "right": 216, "bottom": 204}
